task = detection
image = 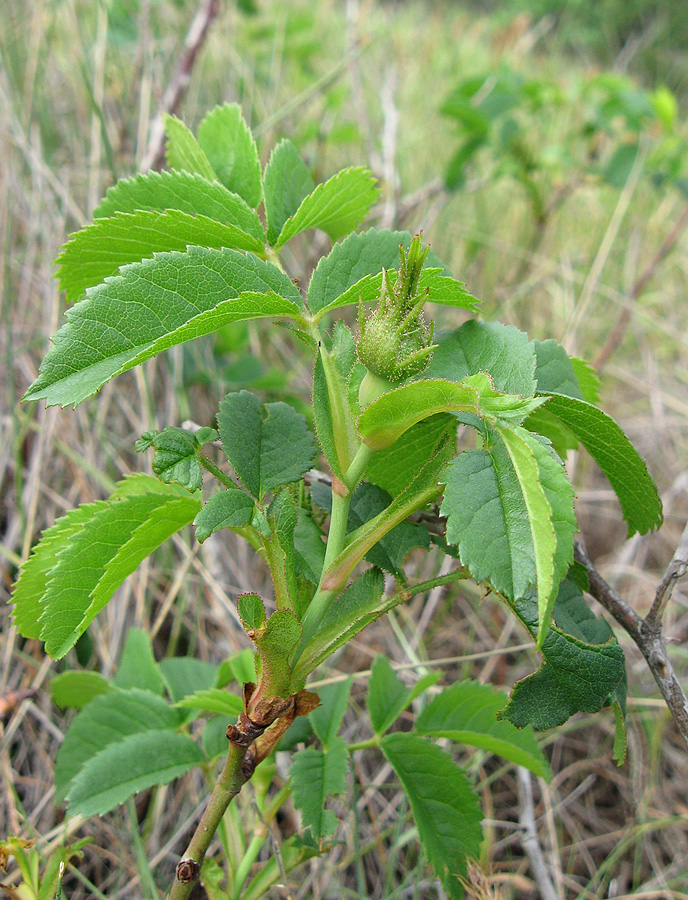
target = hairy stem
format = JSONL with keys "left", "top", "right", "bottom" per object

{"left": 196, "top": 450, "right": 237, "bottom": 490}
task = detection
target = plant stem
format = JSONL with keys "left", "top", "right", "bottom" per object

{"left": 167, "top": 742, "right": 248, "bottom": 900}
{"left": 231, "top": 827, "right": 268, "bottom": 900}
{"left": 196, "top": 451, "right": 236, "bottom": 490}
{"left": 344, "top": 442, "right": 374, "bottom": 492}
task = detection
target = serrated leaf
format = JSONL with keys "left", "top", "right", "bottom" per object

{"left": 262, "top": 139, "right": 314, "bottom": 245}
{"left": 275, "top": 167, "right": 379, "bottom": 248}
{"left": 217, "top": 391, "right": 316, "bottom": 500}
{"left": 93, "top": 170, "right": 266, "bottom": 240}
{"left": 67, "top": 729, "right": 203, "bottom": 817}
{"left": 175, "top": 689, "right": 244, "bottom": 716}
{"left": 164, "top": 114, "right": 216, "bottom": 180}
{"left": 427, "top": 321, "right": 536, "bottom": 396}
{"left": 24, "top": 248, "right": 303, "bottom": 408}
{"left": 197, "top": 103, "right": 262, "bottom": 207}
{"left": 56, "top": 210, "right": 264, "bottom": 303}
{"left": 366, "top": 415, "right": 457, "bottom": 496}
{"left": 238, "top": 593, "right": 266, "bottom": 631}
{"left": 416, "top": 681, "right": 550, "bottom": 778}
{"left": 306, "top": 228, "right": 450, "bottom": 316}
{"left": 541, "top": 394, "right": 662, "bottom": 536}
{"left": 309, "top": 678, "right": 352, "bottom": 749}
{"left": 290, "top": 737, "right": 348, "bottom": 840}
{"left": 367, "top": 656, "right": 440, "bottom": 736}
{"left": 54, "top": 688, "right": 179, "bottom": 802}
{"left": 500, "top": 578, "right": 626, "bottom": 730}
{"left": 113, "top": 627, "right": 166, "bottom": 695}
{"left": 380, "top": 732, "right": 483, "bottom": 898}
{"left": 293, "top": 568, "right": 392, "bottom": 684}
{"left": 136, "top": 426, "right": 206, "bottom": 491}
{"left": 50, "top": 671, "right": 113, "bottom": 709}
{"left": 193, "top": 489, "right": 255, "bottom": 542}
{"left": 159, "top": 657, "right": 217, "bottom": 703}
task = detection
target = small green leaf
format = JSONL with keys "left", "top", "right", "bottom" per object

{"left": 262, "top": 139, "right": 314, "bottom": 245}
{"left": 541, "top": 394, "right": 662, "bottom": 536}
{"left": 217, "top": 391, "right": 316, "bottom": 500}
{"left": 415, "top": 681, "right": 550, "bottom": 779}
{"left": 290, "top": 737, "right": 349, "bottom": 840}
{"left": 238, "top": 593, "right": 266, "bottom": 632}
{"left": 275, "top": 167, "right": 379, "bottom": 248}
{"left": 197, "top": 103, "right": 262, "bottom": 207}
{"left": 309, "top": 678, "right": 352, "bottom": 749}
{"left": 114, "top": 627, "right": 166, "bottom": 695}
{"left": 164, "top": 114, "right": 216, "bottom": 180}
{"left": 50, "top": 671, "right": 113, "bottom": 710}
{"left": 193, "top": 489, "right": 255, "bottom": 542}
{"left": 67, "top": 729, "right": 204, "bottom": 817}
{"left": 570, "top": 357, "right": 601, "bottom": 403}
{"left": 367, "top": 656, "right": 440, "bottom": 736}
{"left": 136, "top": 426, "right": 207, "bottom": 491}
{"left": 380, "top": 732, "right": 483, "bottom": 898}
{"left": 175, "top": 689, "right": 244, "bottom": 716}
{"left": 56, "top": 210, "right": 265, "bottom": 303}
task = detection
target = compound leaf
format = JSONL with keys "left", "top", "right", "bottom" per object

{"left": 24, "top": 248, "right": 303, "bottom": 408}
{"left": 380, "top": 732, "right": 483, "bottom": 899}
{"left": 275, "top": 167, "right": 379, "bottom": 248}
{"left": 416, "top": 681, "right": 550, "bottom": 779}
{"left": 262, "top": 139, "right": 314, "bottom": 245}
{"left": 197, "top": 102, "right": 262, "bottom": 207}
{"left": 67, "top": 729, "right": 203, "bottom": 817}
{"left": 290, "top": 737, "right": 348, "bottom": 840}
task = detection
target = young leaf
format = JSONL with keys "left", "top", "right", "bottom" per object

{"left": 262, "top": 139, "right": 314, "bottom": 245}
{"left": 24, "top": 248, "right": 304, "bottom": 408}
{"left": 290, "top": 737, "right": 349, "bottom": 840}
{"left": 275, "top": 167, "right": 379, "bottom": 248}
{"left": 293, "top": 568, "right": 394, "bottom": 685}
{"left": 427, "top": 320, "right": 537, "bottom": 396}
{"left": 67, "top": 730, "right": 204, "bottom": 817}
{"left": 113, "top": 627, "right": 166, "bottom": 695}
{"left": 415, "top": 681, "right": 550, "bottom": 779}
{"left": 193, "top": 489, "right": 255, "bottom": 543}
{"left": 217, "top": 391, "right": 316, "bottom": 500}
{"left": 50, "top": 671, "right": 113, "bottom": 710}
{"left": 56, "top": 210, "right": 265, "bottom": 303}
{"left": 93, "top": 170, "right": 266, "bottom": 240}
{"left": 539, "top": 394, "right": 663, "bottom": 536}
{"left": 380, "top": 732, "right": 483, "bottom": 898}
{"left": 164, "top": 114, "right": 216, "bottom": 180}
{"left": 136, "top": 425, "right": 214, "bottom": 491}
{"left": 54, "top": 688, "right": 180, "bottom": 802}
{"left": 238, "top": 593, "right": 266, "bottom": 632}
{"left": 309, "top": 678, "right": 352, "bottom": 749}
{"left": 175, "top": 689, "right": 244, "bottom": 716}
{"left": 367, "top": 656, "right": 440, "bottom": 736}
{"left": 197, "top": 103, "right": 262, "bottom": 207}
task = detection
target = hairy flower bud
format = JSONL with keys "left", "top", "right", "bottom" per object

{"left": 357, "top": 234, "right": 437, "bottom": 383}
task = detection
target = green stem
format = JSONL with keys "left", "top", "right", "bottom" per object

{"left": 232, "top": 828, "right": 268, "bottom": 900}
{"left": 196, "top": 451, "right": 237, "bottom": 490}
{"left": 408, "top": 569, "right": 470, "bottom": 596}
{"left": 167, "top": 742, "right": 248, "bottom": 900}
{"left": 346, "top": 737, "right": 379, "bottom": 753}
{"left": 344, "top": 442, "right": 374, "bottom": 492}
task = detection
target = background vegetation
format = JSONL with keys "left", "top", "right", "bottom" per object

{"left": 2, "top": 0, "right": 688, "bottom": 897}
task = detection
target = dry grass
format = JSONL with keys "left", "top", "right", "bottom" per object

{"left": 2, "top": 1, "right": 688, "bottom": 897}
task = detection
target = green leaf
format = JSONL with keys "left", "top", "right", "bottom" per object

{"left": 175, "top": 689, "right": 244, "bottom": 716}
{"left": 67, "top": 729, "right": 204, "bottom": 817}
{"left": 113, "top": 627, "right": 166, "bottom": 695}
{"left": 193, "top": 489, "right": 255, "bottom": 542}
{"left": 533, "top": 340, "right": 583, "bottom": 398}
{"left": 93, "top": 170, "right": 266, "bottom": 240}
{"left": 500, "top": 578, "right": 627, "bottom": 730}
{"left": 50, "top": 671, "right": 113, "bottom": 710}
{"left": 309, "top": 678, "right": 352, "bottom": 749}
{"left": 570, "top": 357, "right": 601, "bottom": 403}
{"left": 238, "top": 593, "right": 266, "bottom": 631}
{"left": 164, "top": 114, "right": 216, "bottom": 180}
{"left": 262, "top": 139, "right": 314, "bottom": 245}
{"left": 415, "top": 681, "right": 550, "bottom": 778}
{"left": 54, "top": 688, "right": 179, "bottom": 802}
{"left": 306, "top": 228, "right": 450, "bottom": 316}
{"left": 17, "top": 476, "right": 200, "bottom": 659}
{"left": 290, "top": 737, "right": 348, "bottom": 840}
{"left": 24, "top": 248, "right": 303, "bottom": 408}
{"left": 367, "top": 656, "right": 440, "bottom": 736}
{"left": 217, "top": 391, "right": 316, "bottom": 500}
{"left": 202, "top": 716, "right": 232, "bottom": 761}
{"left": 293, "top": 568, "right": 393, "bottom": 685}
{"left": 427, "top": 321, "right": 536, "bottom": 396}
{"left": 275, "top": 167, "right": 379, "bottom": 248}
{"left": 136, "top": 426, "right": 209, "bottom": 491}
{"left": 159, "top": 657, "right": 217, "bottom": 703}
{"left": 197, "top": 103, "right": 262, "bottom": 207}
{"left": 380, "top": 732, "right": 483, "bottom": 898}
{"left": 540, "top": 394, "right": 662, "bottom": 536}
{"left": 365, "top": 415, "right": 457, "bottom": 496}
{"left": 56, "top": 210, "right": 265, "bottom": 303}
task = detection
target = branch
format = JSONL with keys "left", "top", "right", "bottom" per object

{"left": 141, "top": 0, "right": 220, "bottom": 173}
